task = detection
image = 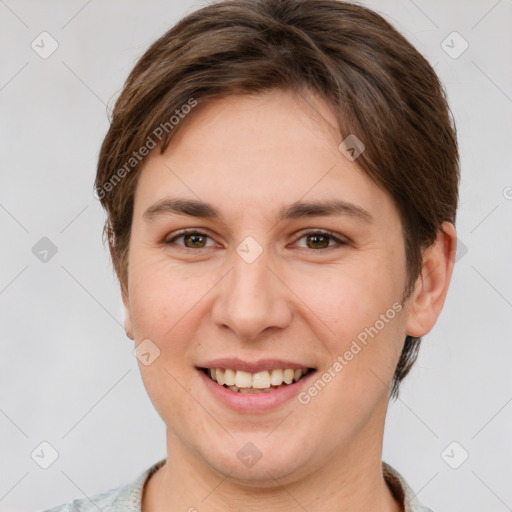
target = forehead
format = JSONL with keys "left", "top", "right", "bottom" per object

{"left": 133, "top": 89, "right": 398, "bottom": 227}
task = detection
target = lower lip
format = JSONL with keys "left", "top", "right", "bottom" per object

{"left": 197, "top": 368, "right": 317, "bottom": 413}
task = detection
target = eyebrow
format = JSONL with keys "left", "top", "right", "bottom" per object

{"left": 142, "top": 197, "right": 373, "bottom": 224}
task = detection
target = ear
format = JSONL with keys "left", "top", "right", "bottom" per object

{"left": 109, "top": 241, "right": 134, "bottom": 341}
{"left": 405, "top": 222, "right": 457, "bottom": 338}
{"left": 122, "top": 289, "right": 134, "bottom": 340}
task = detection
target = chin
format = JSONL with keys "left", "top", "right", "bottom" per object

{"left": 198, "top": 433, "right": 314, "bottom": 485}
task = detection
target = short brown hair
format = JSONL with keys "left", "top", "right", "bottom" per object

{"left": 95, "top": 0, "right": 459, "bottom": 400}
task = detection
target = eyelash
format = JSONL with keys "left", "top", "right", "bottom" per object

{"left": 164, "top": 229, "right": 348, "bottom": 251}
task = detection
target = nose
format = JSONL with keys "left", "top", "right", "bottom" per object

{"left": 210, "top": 244, "right": 292, "bottom": 341}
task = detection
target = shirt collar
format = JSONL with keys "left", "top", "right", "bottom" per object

{"left": 382, "top": 461, "right": 434, "bottom": 512}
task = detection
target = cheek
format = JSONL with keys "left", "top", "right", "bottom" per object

{"left": 128, "top": 254, "right": 193, "bottom": 326}
{"left": 290, "top": 257, "right": 403, "bottom": 337}
{"left": 127, "top": 255, "right": 222, "bottom": 363}
{"left": 291, "top": 259, "right": 406, "bottom": 396}
{"left": 127, "top": 260, "right": 203, "bottom": 423}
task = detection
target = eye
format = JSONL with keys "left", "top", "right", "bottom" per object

{"left": 164, "top": 229, "right": 348, "bottom": 251}
{"left": 293, "top": 230, "right": 348, "bottom": 250}
{"left": 164, "top": 230, "right": 216, "bottom": 250}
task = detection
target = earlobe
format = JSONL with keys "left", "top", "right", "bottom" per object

{"left": 405, "top": 222, "right": 457, "bottom": 338}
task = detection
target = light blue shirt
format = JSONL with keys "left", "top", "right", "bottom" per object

{"left": 41, "top": 459, "right": 434, "bottom": 511}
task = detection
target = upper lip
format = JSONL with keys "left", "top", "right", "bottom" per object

{"left": 197, "top": 358, "right": 316, "bottom": 373}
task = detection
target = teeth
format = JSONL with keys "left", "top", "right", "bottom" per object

{"left": 235, "top": 370, "right": 252, "bottom": 388}
{"left": 252, "top": 371, "right": 271, "bottom": 389}
{"left": 270, "top": 369, "right": 283, "bottom": 385}
{"left": 283, "top": 369, "right": 294, "bottom": 384}
{"left": 239, "top": 387, "right": 273, "bottom": 393}
{"left": 206, "top": 367, "right": 309, "bottom": 389}
{"left": 224, "top": 368, "right": 236, "bottom": 386}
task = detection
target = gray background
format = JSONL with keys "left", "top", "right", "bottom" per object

{"left": 1, "top": 0, "right": 511, "bottom": 510}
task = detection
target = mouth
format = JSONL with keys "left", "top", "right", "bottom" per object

{"left": 198, "top": 366, "right": 316, "bottom": 394}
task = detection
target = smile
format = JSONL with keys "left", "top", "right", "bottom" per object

{"left": 201, "top": 367, "right": 315, "bottom": 393}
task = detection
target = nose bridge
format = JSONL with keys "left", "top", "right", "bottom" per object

{"left": 211, "top": 238, "right": 291, "bottom": 340}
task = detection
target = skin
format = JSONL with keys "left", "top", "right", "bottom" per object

{"left": 121, "top": 88, "right": 456, "bottom": 511}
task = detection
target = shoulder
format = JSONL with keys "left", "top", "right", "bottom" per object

{"left": 40, "top": 459, "right": 167, "bottom": 512}
{"left": 40, "top": 486, "right": 125, "bottom": 512}
{"left": 382, "top": 461, "right": 435, "bottom": 512}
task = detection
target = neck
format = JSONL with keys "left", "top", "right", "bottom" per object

{"left": 142, "top": 407, "right": 403, "bottom": 512}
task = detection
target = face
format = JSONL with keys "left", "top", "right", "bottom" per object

{"left": 123, "top": 88, "right": 414, "bottom": 484}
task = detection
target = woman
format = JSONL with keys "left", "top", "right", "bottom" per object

{"left": 45, "top": 0, "right": 458, "bottom": 510}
